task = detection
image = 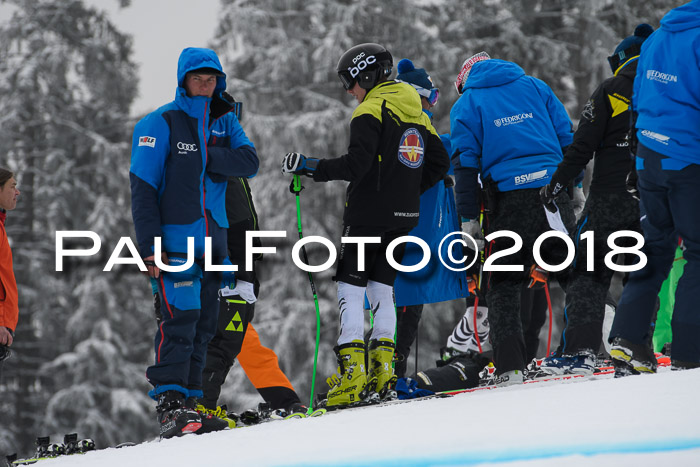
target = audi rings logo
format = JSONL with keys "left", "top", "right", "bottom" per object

{"left": 177, "top": 142, "right": 198, "bottom": 154}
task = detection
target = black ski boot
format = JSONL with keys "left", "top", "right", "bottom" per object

{"left": 156, "top": 390, "right": 202, "bottom": 439}
{"left": 286, "top": 402, "right": 308, "bottom": 416}
{"left": 270, "top": 402, "right": 308, "bottom": 419}
{"left": 186, "top": 397, "right": 229, "bottom": 434}
{"left": 610, "top": 337, "right": 657, "bottom": 376}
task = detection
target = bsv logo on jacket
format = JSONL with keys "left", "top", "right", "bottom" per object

{"left": 398, "top": 128, "right": 424, "bottom": 168}
{"left": 176, "top": 141, "right": 198, "bottom": 154}
{"left": 138, "top": 136, "right": 156, "bottom": 148}
{"left": 494, "top": 112, "right": 533, "bottom": 127}
{"left": 646, "top": 69, "right": 678, "bottom": 84}
{"left": 514, "top": 169, "right": 547, "bottom": 185}
{"left": 640, "top": 130, "right": 670, "bottom": 145}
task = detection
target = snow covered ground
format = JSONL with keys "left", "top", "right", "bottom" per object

{"left": 36, "top": 369, "right": 700, "bottom": 466}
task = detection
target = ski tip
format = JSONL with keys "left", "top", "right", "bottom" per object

{"left": 308, "top": 408, "right": 326, "bottom": 417}
{"left": 283, "top": 413, "right": 306, "bottom": 420}
{"left": 115, "top": 442, "right": 137, "bottom": 449}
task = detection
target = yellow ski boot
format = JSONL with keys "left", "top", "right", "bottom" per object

{"left": 326, "top": 340, "right": 368, "bottom": 408}
{"left": 196, "top": 404, "right": 237, "bottom": 429}
{"left": 368, "top": 338, "right": 398, "bottom": 399}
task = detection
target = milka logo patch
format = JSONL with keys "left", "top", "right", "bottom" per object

{"left": 646, "top": 69, "right": 678, "bottom": 84}
{"left": 398, "top": 128, "right": 424, "bottom": 168}
{"left": 138, "top": 136, "right": 156, "bottom": 147}
{"left": 640, "top": 130, "right": 670, "bottom": 145}
{"left": 514, "top": 169, "right": 547, "bottom": 185}
{"left": 494, "top": 112, "right": 533, "bottom": 127}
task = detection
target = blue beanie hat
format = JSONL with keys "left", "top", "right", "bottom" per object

{"left": 396, "top": 59, "right": 435, "bottom": 91}
{"left": 608, "top": 24, "right": 654, "bottom": 72}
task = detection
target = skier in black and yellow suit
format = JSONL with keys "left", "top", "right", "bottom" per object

{"left": 282, "top": 43, "right": 449, "bottom": 407}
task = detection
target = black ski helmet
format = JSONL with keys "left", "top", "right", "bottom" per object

{"left": 336, "top": 43, "right": 393, "bottom": 91}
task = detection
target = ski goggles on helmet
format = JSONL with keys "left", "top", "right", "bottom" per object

{"left": 419, "top": 87, "right": 440, "bottom": 106}
{"left": 338, "top": 70, "right": 356, "bottom": 91}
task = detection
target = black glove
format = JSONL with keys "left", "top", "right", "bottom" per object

{"left": 539, "top": 184, "right": 557, "bottom": 213}
{"left": 0, "top": 345, "right": 11, "bottom": 362}
{"left": 282, "top": 152, "right": 319, "bottom": 177}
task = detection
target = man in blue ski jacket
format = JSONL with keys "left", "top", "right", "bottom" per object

{"left": 450, "top": 53, "right": 574, "bottom": 384}
{"left": 609, "top": 0, "right": 700, "bottom": 373}
{"left": 130, "top": 47, "right": 259, "bottom": 438}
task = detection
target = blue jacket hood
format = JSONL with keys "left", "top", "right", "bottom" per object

{"left": 177, "top": 47, "right": 227, "bottom": 93}
{"left": 465, "top": 59, "right": 525, "bottom": 89}
{"left": 661, "top": 0, "right": 700, "bottom": 32}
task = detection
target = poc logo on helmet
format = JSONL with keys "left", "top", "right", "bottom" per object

{"left": 348, "top": 54, "right": 377, "bottom": 78}
{"left": 176, "top": 142, "right": 198, "bottom": 154}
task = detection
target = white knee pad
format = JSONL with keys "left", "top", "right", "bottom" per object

{"left": 366, "top": 280, "right": 396, "bottom": 341}
{"left": 337, "top": 281, "right": 366, "bottom": 345}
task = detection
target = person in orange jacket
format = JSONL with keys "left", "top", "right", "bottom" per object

{"left": 0, "top": 168, "right": 20, "bottom": 357}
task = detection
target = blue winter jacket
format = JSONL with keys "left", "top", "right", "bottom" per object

{"left": 394, "top": 131, "right": 466, "bottom": 306}
{"left": 450, "top": 59, "right": 572, "bottom": 216}
{"left": 130, "top": 47, "right": 259, "bottom": 259}
{"left": 633, "top": 0, "right": 700, "bottom": 164}
{"left": 393, "top": 175, "right": 467, "bottom": 306}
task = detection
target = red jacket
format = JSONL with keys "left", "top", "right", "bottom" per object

{"left": 0, "top": 211, "right": 18, "bottom": 333}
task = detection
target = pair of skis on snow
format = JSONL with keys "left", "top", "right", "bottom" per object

{"left": 309, "top": 362, "right": 621, "bottom": 417}
{"left": 232, "top": 402, "right": 326, "bottom": 427}
{"left": 6, "top": 404, "right": 326, "bottom": 465}
{"left": 5, "top": 433, "right": 135, "bottom": 466}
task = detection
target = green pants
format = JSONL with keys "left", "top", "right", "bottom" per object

{"left": 653, "top": 246, "right": 686, "bottom": 352}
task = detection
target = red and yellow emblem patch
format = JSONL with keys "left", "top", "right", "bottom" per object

{"left": 398, "top": 128, "right": 424, "bottom": 168}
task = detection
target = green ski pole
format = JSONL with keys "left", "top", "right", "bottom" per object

{"left": 289, "top": 175, "right": 322, "bottom": 414}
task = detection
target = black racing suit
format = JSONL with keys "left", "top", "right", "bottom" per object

{"left": 313, "top": 80, "right": 450, "bottom": 286}
{"left": 548, "top": 60, "right": 642, "bottom": 356}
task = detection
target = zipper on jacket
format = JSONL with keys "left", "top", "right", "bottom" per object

{"left": 377, "top": 154, "right": 382, "bottom": 191}
{"left": 240, "top": 178, "right": 258, "bottom": 230}
{"left": 202, "top": 101, "right": 210, "bottom": 246}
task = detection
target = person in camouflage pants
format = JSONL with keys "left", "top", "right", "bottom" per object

{"left": 484, "top": 189, "right": 575, "bottom": 375}
{"left": 539, "top": 25, "right": 653, "bottom": 373}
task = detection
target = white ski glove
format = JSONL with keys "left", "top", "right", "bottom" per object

{"left": 219, "top": 280, "right": 257, "bottom": 304}
{"left": 572, "top": 183, "right": 586, "bottom": 220}
{"left": 462, "top": 219, "right": 484, "bottom": 251}
{"left": 282, "top": 152, "right": 319, "bottom": 177}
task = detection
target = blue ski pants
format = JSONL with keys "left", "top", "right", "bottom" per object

{"left": 147, "top": 260, "right": 222, "bottom": 398}
{"left": 610, "top": 144, "right": 700, "bottom": 364}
